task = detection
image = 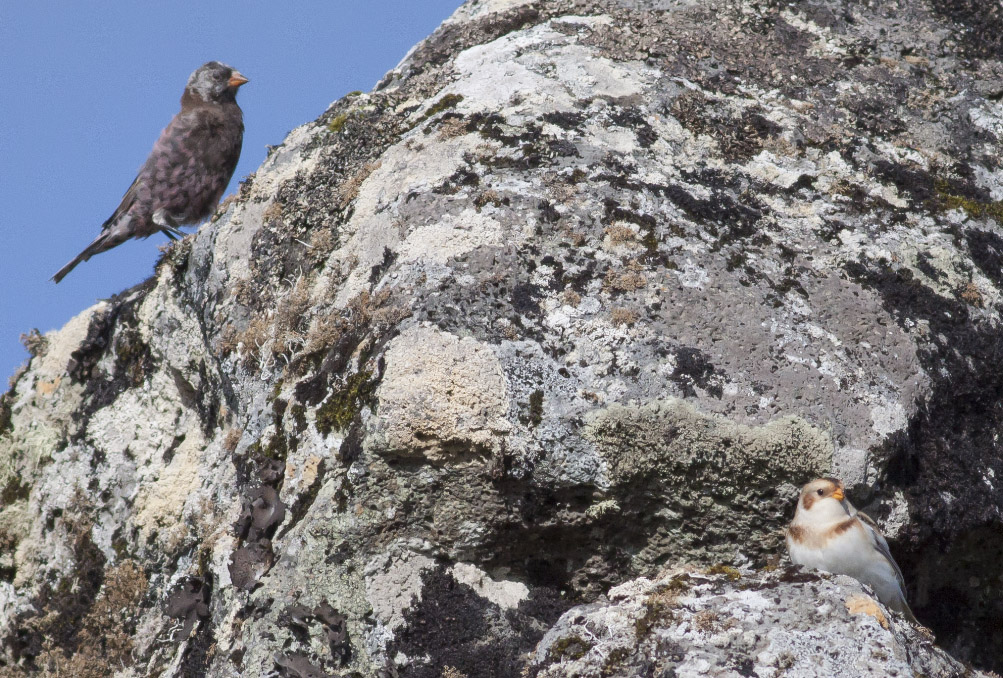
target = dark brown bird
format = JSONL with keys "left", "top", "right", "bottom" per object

{"left": 53, "top": 61, "right": 248, "bottom": 283}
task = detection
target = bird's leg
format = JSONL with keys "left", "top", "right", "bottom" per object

{"left": 153, "top": 209, "right": 186, "bottom": 239}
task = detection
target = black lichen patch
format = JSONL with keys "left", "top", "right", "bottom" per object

{"left": 602, "top": 172, "right": 766, "bottom": 252}
{"left": 1, "top": 476, "right": 30, "bottom": 505}
{"left": 274, "top": 652, "right": 329, "bottom": 678}
{"left": 669, "top": 347, "right": 725, "bottom": 398}
{"left": 915, "top": 251, "right": 946, "bottom": 283}
{"left": 466, "top": 113, "right": 579, "bottom": 169}
{"left": 433, "top": 164, "right": 480, "bottom": 195}
{"left": 662, "top": 181, "right": 765, "bottom": 251}
{"left": 869, "top": 159, "right": 937, "bottom": 206}
{"left": 511, "top": 282, "right": 542, "bottom": 316}
{"left": 67, "top": 281, "right": 157, "bottom": 437}
{"left": 929, "top": 0, "right": 1003, "bottom": 59}
{"left": 542, "top": 110, "right": 586, "bottom": 130}
{"left": 279, "top": 601, "right": 350, "bottom": 669}
{"left": 177, "top": 611, "right": 217, "bottom": 678}
{"left": 849, "top": 95, "right": 908, "bottom": 137}
{"left": 610, "top": 108, "right": 658, "bottom": 148}
{"left": 369, "top": 246, "right": 397, "bottom": 284}
{"left": 228, "top": 539, "right": 274, "bottom": 592}
{"left": 164, "top": 576, "right": 211, "bottom": 638}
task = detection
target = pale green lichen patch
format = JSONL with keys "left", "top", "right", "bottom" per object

{"left": 583, "top": 398, "right": 831, "bottom": 566}
{"left": 585, "top": 397, "right": 830, "bottom": 488}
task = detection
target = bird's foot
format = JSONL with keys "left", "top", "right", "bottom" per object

{"left": 153, "top": 209, "right": 186, "bottom": 239}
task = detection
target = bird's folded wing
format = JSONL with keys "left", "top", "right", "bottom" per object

{"left": 857, "top": 511, "right": 906, "bottom": 589}
{"left": 100, "top": 174, "right": 140, "bottom": 231}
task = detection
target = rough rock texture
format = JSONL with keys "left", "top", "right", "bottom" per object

{"left": 534, "top": 567, "right": 974, "bottom": 678}
{"left": 2, "top": 0, "right": 1003, "bottom": 675}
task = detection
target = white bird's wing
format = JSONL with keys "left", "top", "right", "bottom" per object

{"left": 856, "top": 511, "right": 906, "bottom": 589}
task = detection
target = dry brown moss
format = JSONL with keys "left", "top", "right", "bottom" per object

{"left": 0, "top": 560, "right": 148, "bottom": 678}
{"left": 604, "top": 260, "right": 647, "bottom": 292}
{"left": 610, "top": 307, "right": 639, "bottom": 326}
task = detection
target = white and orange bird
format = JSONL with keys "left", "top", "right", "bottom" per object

{"left": 786, "top": 477, "right": 916, "bottom": 623}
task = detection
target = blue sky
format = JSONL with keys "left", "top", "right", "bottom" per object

{"left": 0, "top": 1, "right": 463, "bottom": 381}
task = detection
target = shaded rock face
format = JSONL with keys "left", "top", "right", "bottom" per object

{"left": 2, "top": 0, "right": 1003, "bottom": 675}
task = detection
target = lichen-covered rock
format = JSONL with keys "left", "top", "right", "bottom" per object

{"left": 3, "top": 0, "right": 1003, "bottom": 675}
{"left": 532, "top": 567, "right": 988, "bottom": 678}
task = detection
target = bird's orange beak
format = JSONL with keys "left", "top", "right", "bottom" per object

{"left": 228, "top": 71, "right": 249, "bottom": 88}
{"left": 832, "top": 487, "right": 845, "bottom": 501}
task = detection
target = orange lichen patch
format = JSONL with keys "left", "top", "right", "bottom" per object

{"left": 36, "top": 378, "right": 60, "bottom": 396}
{"left": 846, "top": 594, "right": 888, "bottom": 629}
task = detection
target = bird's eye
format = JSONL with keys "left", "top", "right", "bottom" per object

{"left": 816, "top": 489, "right": 824, "bottom": 496}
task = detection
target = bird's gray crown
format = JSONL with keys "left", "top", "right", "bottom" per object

{"left": 186, "top": 61, "right": 238, "bottom": 103}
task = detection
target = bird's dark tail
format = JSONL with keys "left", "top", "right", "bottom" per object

{"left": 52, "top": 228, "right": 125, "bottom": 283}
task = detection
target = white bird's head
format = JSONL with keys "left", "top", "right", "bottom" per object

{"left": 794, "top": 477, "right": 850, "bottom": 524}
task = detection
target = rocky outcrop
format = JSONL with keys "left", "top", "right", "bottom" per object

{"left": 534, "top": 567, "right": 968, "bottom": 678}
{"left": 2, "top": 0, "right": 1003, "bottom": 676}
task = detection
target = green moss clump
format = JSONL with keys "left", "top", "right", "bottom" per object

{"left": 418, "top": 93, "right": 464, "bottom": 124}
{"left": 706, "top": 563, "right": 741, "bottom": 581}
{"left": 603, "top": 646, "right": 631, "bottom": 671}
{"left": 936, "top": 179, "right": 1003, "bottom": 222}
{"left": 315, "top": 370, "right": 377, "bottom": 435}
{"left": 547, "top": 635, "right": 591, "bottom": 662}
{"left": 289, "top": 404, "right": 307, "bottom": 432}
{"left": 328, "top": 112, "right": 350, "bottom": 133}
{"left": 265, "top": 431, "right": 288, "bottom": 461}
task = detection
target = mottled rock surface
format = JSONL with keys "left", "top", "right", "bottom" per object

{"left": 2, "top": 0, "right": 1003, "bottom": 675}
{"left": 534, "top": 567, "right": 978, "bottom": 678}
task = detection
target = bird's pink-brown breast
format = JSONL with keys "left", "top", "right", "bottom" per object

{"left": 138, "top": 102, "right": 243, "bottom": 224}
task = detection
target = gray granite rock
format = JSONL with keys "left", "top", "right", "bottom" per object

{"left": 2, "top": 0, "right": 1003, "bottom": 675}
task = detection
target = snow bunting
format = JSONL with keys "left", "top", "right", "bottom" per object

{"left": 786, "top": 477, "right": 916, "bottom": 622}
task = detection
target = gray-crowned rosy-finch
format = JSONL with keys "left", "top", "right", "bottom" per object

{"left": 53, "top": 61, "right": 247, "bottom": 283}
{"left": 786, "top": 477, "right": 917, "bottom": 622}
